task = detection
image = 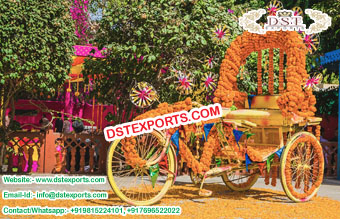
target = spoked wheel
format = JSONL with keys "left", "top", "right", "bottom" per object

{"left": 107, "top": 131, "right": 176, "bottom": 206}
{"left": 222, "top": 169, "right": 259, "bottom": 191}
{"left": 280, "top": 131, "right": 324, "bottom": 202}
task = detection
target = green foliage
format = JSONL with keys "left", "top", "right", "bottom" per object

{"left": 313, "top": 87, "right": 339, "bottom": 116}
{"left": 237, "top": 49, "right": 283, "bottom": 94}
{"left": 0, "top": 0, "right": 76, "bottom": 94}
{"left": 311, "top": 0, "right": 340, "bottom": 52}
{"left": 83, "top": 0, "right": 242, "bottom": 122}
{"left": 0, "top": 0, "right": 76, "bottom": 143}
{"left": 322, "top": 72, "right": 339, "bottom": 84}
{"left": 85, "top": 0, "right": 340, "bottom": 125}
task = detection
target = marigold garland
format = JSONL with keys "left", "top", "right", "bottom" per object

{"left": 118, "top": 32, "right": 321, "bottom": 178}
{"left": 178, "top": 128, "right": 220, "bottom": 174}
{"left": 121, "top": 137, "right": 146, "bottom": 168}
{"left": 214, "top": 31, "right": 317, "bottom": 119}
{"left": 257, "top": 50, "right": 263, "bottom": 95}
{"left": 121, "top": 98, "right": 193, "bottom": 168}
{"left": 121, "top": 97, "right": 222, "bottom": 170}
{"left": 315, "top": 125, "right": 321, "bottom": 141}
{"left": 222, "top": 125, "right": 244, "bottom": 158}
{"left": 279, "top": 49, "right": 284, "bottom": 93}
{"left": 268, "top": 48, "right": 274, "bottom": 95}
{"left": 307, "top": 126, "right": 313, "bottom": 133}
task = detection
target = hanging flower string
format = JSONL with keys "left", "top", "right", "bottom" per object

{"left": 70, "top": 0, "right": 89, "bottom": 42}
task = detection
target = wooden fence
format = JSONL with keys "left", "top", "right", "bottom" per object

{"left": 0, "top": 130, "right": 109, "bottom": 174}
{"left": 0, "top": 130, "right": 338, "bottom": 178}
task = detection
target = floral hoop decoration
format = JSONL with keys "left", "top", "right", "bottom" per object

{"left": 267, "top": 0, "right": 283, "bottom": 16}
{"left": 300, "top": 32, "right": 320, "bottom": 54}
{"left": 201, "top": 72, "right": 218, "bottom": 92}
{"left": 211, "top": 25, "right": 230, "bottom": 44}
{"left": 130, "top": 82, "right": 158, "bottom": 108}
{"left": 173, "top": 69, "right": 194, "bottom": 95}
{"left": 292, "top": 6, "right": 303, "bottom": 16}
{"left": 304, "top": 73, "right": 323, "bottom": 91}
{"left": 204, "top": 54, "right": 219, "bottom": 69}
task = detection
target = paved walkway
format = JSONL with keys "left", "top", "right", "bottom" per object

{"left": 1, "top": 174, "right": 340, "bottom": 201}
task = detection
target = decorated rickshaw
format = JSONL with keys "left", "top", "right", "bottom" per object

{"left": 106, "top": 30, "right": 324, "bottom": 206}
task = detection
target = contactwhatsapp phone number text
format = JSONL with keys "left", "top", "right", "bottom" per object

{"left": 71, "top": 206, "right": 181, "bottom": 215}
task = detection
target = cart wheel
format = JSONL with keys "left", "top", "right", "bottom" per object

{"left": 280, "top": 131, "right": 324, "bottom": 202}
{"left": 221, "top": 169, "right": 259, "bottom": 191}
{"left": 189, "top": 169, "right": 203, "bottom": 185}
{"left": 107, "top": 131, "right": 176, "bottom": 206}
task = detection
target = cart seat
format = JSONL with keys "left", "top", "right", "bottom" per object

{"left": 245, "top": 95, "right": 280, "bottom": 109}
{"left": 224, "top": 109, "right": 286, "bottom": 126}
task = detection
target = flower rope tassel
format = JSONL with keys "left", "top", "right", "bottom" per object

{"left": 257, "top": 50, "right": 263, "bottom": 95}
{"left": 279, "top": 49, "right": 284, "bottom": 93}
{"left": 268, "top": 48, "right": 274, "bottom": 95}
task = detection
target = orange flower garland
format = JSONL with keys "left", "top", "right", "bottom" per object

{"left": 257, "top": 50, "right": 263, "bottom": 95}
{"left": 214, "top": 31, "right": 317, "bottom": 119}
{"left": 121, "top": 137, "right": 146, "bottom": 168}
{"left": 121, "top": 97, "right": 222, "bottom": 170}
{"left": 222, "top": 125, "right": 244, "bottom": 158}
{"left": 307, "top": 126, "right": 313, "bottom": 133}
{"left": 279, "top": 49, "right": 284, "bottom": 93}
{"left": 315, "top": 125, "right": 321, "bottom": 141}
{"left": 177, "top": 128, "right": 220, "bottom": 174}
{"left": 121, "top": 98, "right": 193, "bottom": 168}
{"left": 268, "top": 48, "right": 274, "bottom": 95}
{"left": 220, "top": 124, "right": 267, "bottom": 162}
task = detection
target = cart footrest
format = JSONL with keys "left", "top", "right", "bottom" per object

{"left": 204, "top": 166, "right": 232, "bottom": 178}
{"left": 198, "top": 189, "right": 212, "bottom": 197}
{"left": 198, "top": 166, "right": 232, "bottom": 197}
